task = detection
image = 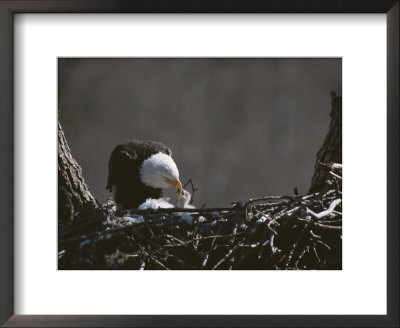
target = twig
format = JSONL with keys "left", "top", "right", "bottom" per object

{"left": 117, "top": 206, "right": 241, "bottom": 215}
{"left": 285, "top": 229, "right": 305, "bottom": 268}
{"left": 139, "top": 258, "right": 146, "bottom": 270}
{"left": 212, "top": 244, "right": 240, "bottom": 270}
{"left": 201, "top": 237, "right": 217, "bottom": 269}
{"left": 142, "top": 249, "right": 170, "bottom": 270}
{"left": 164, "top": 232, "right": 245, "bottom": 247}
{"left": 307, "top": 199, "right": 342, "bottom": 220}
{"left": 318, "top": 161, "right": 342, "bottom": 171}
{"left": 312, "top": 243, "right": 322, "bottom": 266}
{"left": 183, "top": 178, "right": 199, "bottom": 204}
{"left": 313, "top": 223, "right": 342, "bottom": 231}
{"left": 329, "top": 171, "right": 342, "bottom": 180}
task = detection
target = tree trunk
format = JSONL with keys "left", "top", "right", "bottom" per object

{"left": 58, "top": 122, "right": 99, "bottom": 221}
{"left": 309, "top": 91, "right": 342, "bottom": 193}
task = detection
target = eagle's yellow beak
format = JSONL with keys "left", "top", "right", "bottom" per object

{"left": 174, "top": 179, "right": 183, "bottom": 194}
{"left": 165, "top": 177, "right": 183, "bottom": 194}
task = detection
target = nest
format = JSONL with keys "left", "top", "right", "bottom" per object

{"left": 58, "top": 164, "right": 342, "bottom": 270}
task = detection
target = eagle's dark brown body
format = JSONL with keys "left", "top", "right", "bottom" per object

{"left": 106, "top": 140, "right": 172, "bottom": 209}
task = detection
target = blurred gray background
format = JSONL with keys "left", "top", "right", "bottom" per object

{"left": 58, "top": 58, "right": 341, "bottom": 207}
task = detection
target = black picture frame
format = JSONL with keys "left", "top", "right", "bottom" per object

{"left": 0, "top": 1, "right": 398, "bottom": 327}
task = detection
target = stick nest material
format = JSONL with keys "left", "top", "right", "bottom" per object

{"left": 58, "top": 163, "right": 342, "bottom": 270}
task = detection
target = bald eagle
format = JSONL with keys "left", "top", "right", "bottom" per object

{"left": 106, "top": 140, "right": 183, "bottom": 210}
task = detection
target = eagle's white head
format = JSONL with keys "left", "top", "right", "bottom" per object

{"left": 139, "top": 152, "right": 183, "bottom": 193}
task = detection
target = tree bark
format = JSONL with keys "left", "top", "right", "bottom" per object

{"left": 309, "top": 91, "right": 342, "bottom": 193}
{"left": 58, "top": 122, "right": 99, "bottom": 221}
